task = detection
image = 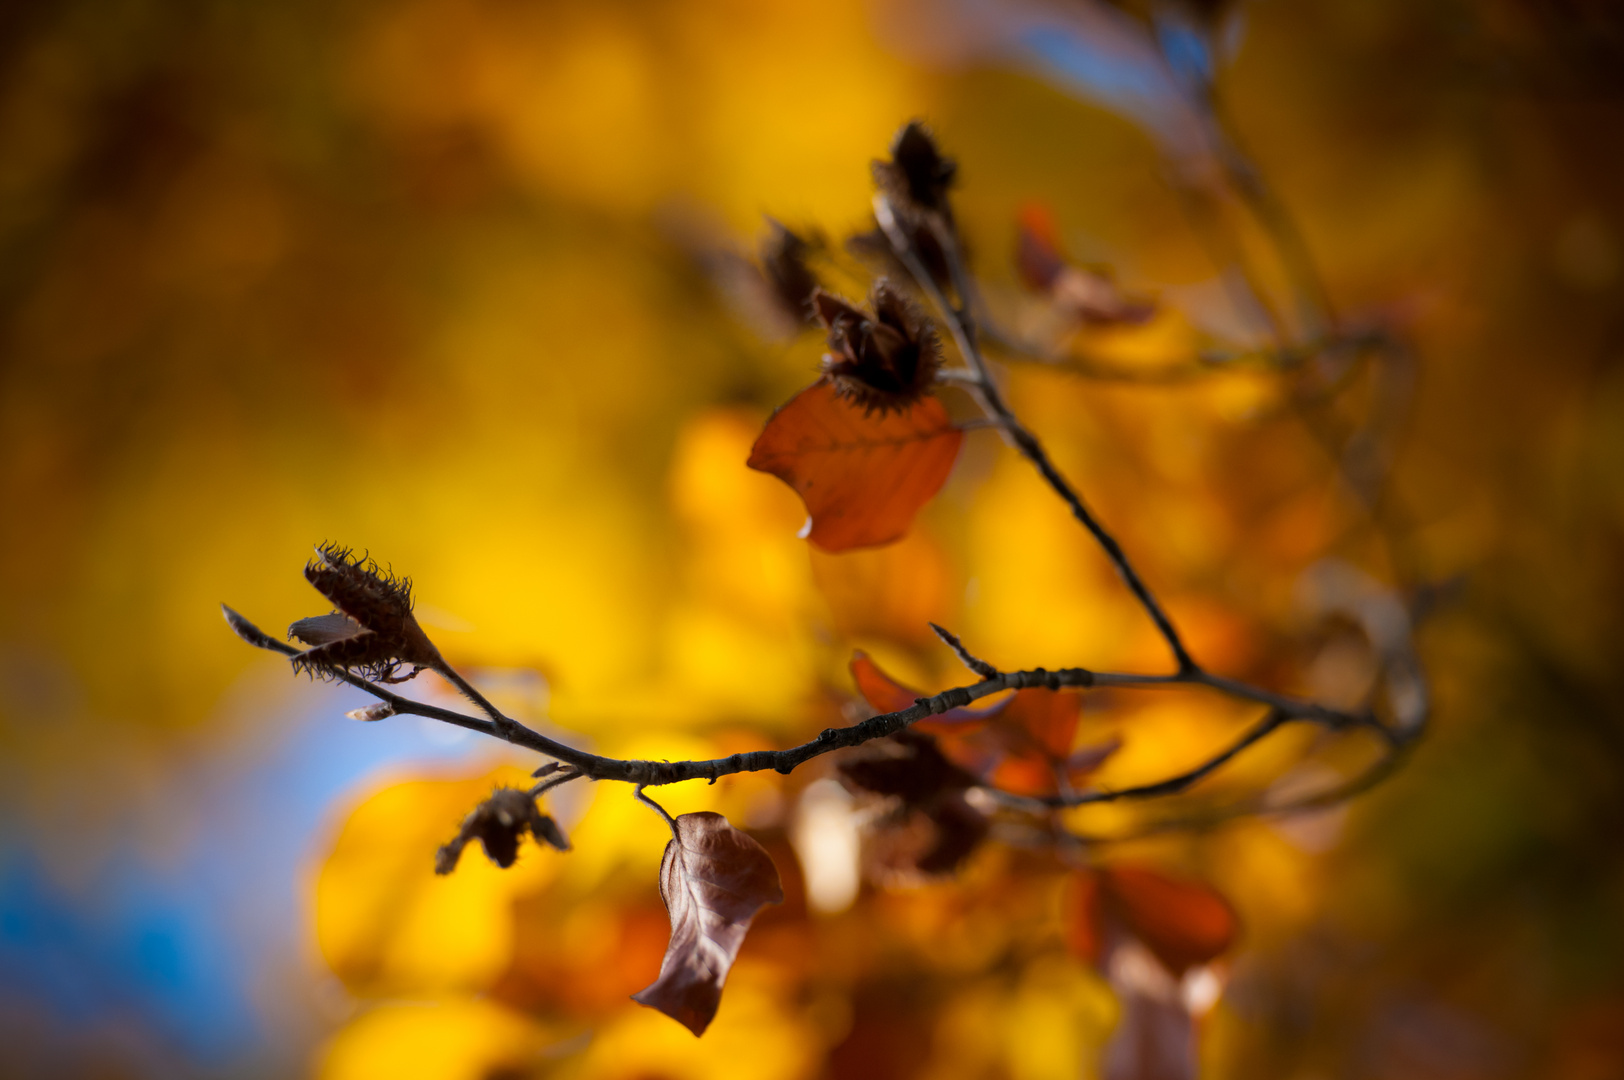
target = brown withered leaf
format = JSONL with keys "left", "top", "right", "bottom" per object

{"left": 632, "top": 812, "right": 784, "bottom": 1036}
{"left": 1065, "top": 865, "right": 1238, "bottom": 977}
{"left": 747, "top": 380, "right": 962, "bottom": 552}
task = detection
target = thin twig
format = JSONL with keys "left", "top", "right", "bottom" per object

{"left": 530, "top": 768, "right": 582, "bottom": 799}
{"left": 1054, "top": 708, "right": 1291, "bottom": 807}
{"left": 875, "top": 194, "right": 1198, "bottom": 675}
{"left": 929, "top": 622, "right": 999, "bottom": 679}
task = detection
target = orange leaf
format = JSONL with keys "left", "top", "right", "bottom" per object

{"left": 747, "top": 380, "right": 962, "bottom": 552}
{"left": 1102, "top": 865, "right": 1237, "bottom": 977}
{"left": 1064, "top": 869, "right": 1105, "bottom": 965}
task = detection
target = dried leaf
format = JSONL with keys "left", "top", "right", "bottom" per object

{"left": 747, "top": 381, "right": 962, "bottom": 552}
{"left": 632, "top": 812, "right": 784, "bottom": 1036}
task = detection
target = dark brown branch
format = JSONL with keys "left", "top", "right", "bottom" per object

{"left": 1050, "top": 708, "right": 1291, "bottom": 807}
{"left": 226, "top": 605, "right": 1377, "bottom": 798}
{"left": 877, "top": 195, "right": 1197, "bottom": 673}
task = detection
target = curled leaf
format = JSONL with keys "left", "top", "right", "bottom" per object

{"left": 632, "top": 812, "right": 784, "bottom": 1036}
{"left": 747, "top": 381, "right": 962, "bottom": 552}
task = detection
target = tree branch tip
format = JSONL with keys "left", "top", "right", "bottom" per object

{"left": 928, "top": 622, "right": 1001, "bottom": 680}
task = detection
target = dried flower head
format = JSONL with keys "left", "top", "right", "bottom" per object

{"left": 289, "top": 543, "right": 441, "bottom": 683}
{"left": 816, "top": 281, "right": 943, "bottom": 415}
{"left": 436, "top": 787, "right": 570, "bottom": 874}
{"left": 759, "top": 219, "right": 820, "bottom": 325}
{"left": 839, "top": 732, "right": 989, "bottom": 878}
{"left": 872, "top": 121, "right": 957, "bottom": 220}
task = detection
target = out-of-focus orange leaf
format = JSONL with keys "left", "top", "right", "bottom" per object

{"left": 849, "top": 653, "right": 1118, "bottom": 797}
{"left": 1065, "top": 869, "right": 1106, "bottom": 966}
{"left": 1104, "top": 865, "right": 1237, "bottom": 977}
{"left": 632, "top": 811, "right": 784, "bottom": 1036}
{"left": 1067, "top": 865, "right": 1238, "bottom": 978}
{"left": 1016, "top": 203, "right": 1155, "bottom": 326}
{"left": 746, "top": 379, "right": 962, "bottom": 551}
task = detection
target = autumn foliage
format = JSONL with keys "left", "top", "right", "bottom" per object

{"left": 220, "top": 94, "right": 1436, "bottom": 1073}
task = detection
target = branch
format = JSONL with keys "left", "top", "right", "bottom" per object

{"left": 1051, "top": 707, "right": 1291, "bottom": 807}
{"left": 874, "top": 195, "right": 1198, "bottom": 675}
{"left": 226, "top": 605, "right": 1381, "bottom": 800}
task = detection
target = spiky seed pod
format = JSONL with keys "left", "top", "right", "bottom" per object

{"left": 289, "top": 543, "right": 441, "bottom": 683}
{"left": 816, "top": 281, "right": 943, "bottom": 415}
{"left": 871, "top": 121, "right": 957, "bottom": 221}
{"left": 435, "top": 787, "right": 570, "bottom": 874}
{"left": 759, "top": 219, "right": 820, "bottom": 325}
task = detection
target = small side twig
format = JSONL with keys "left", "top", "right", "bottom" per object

{"left": 929, "top": 622, "right": 999, "bottom": 680}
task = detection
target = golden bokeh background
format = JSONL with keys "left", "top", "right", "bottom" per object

{"left": 2, "top": 0, "right": 1623, "bottom": 1077}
